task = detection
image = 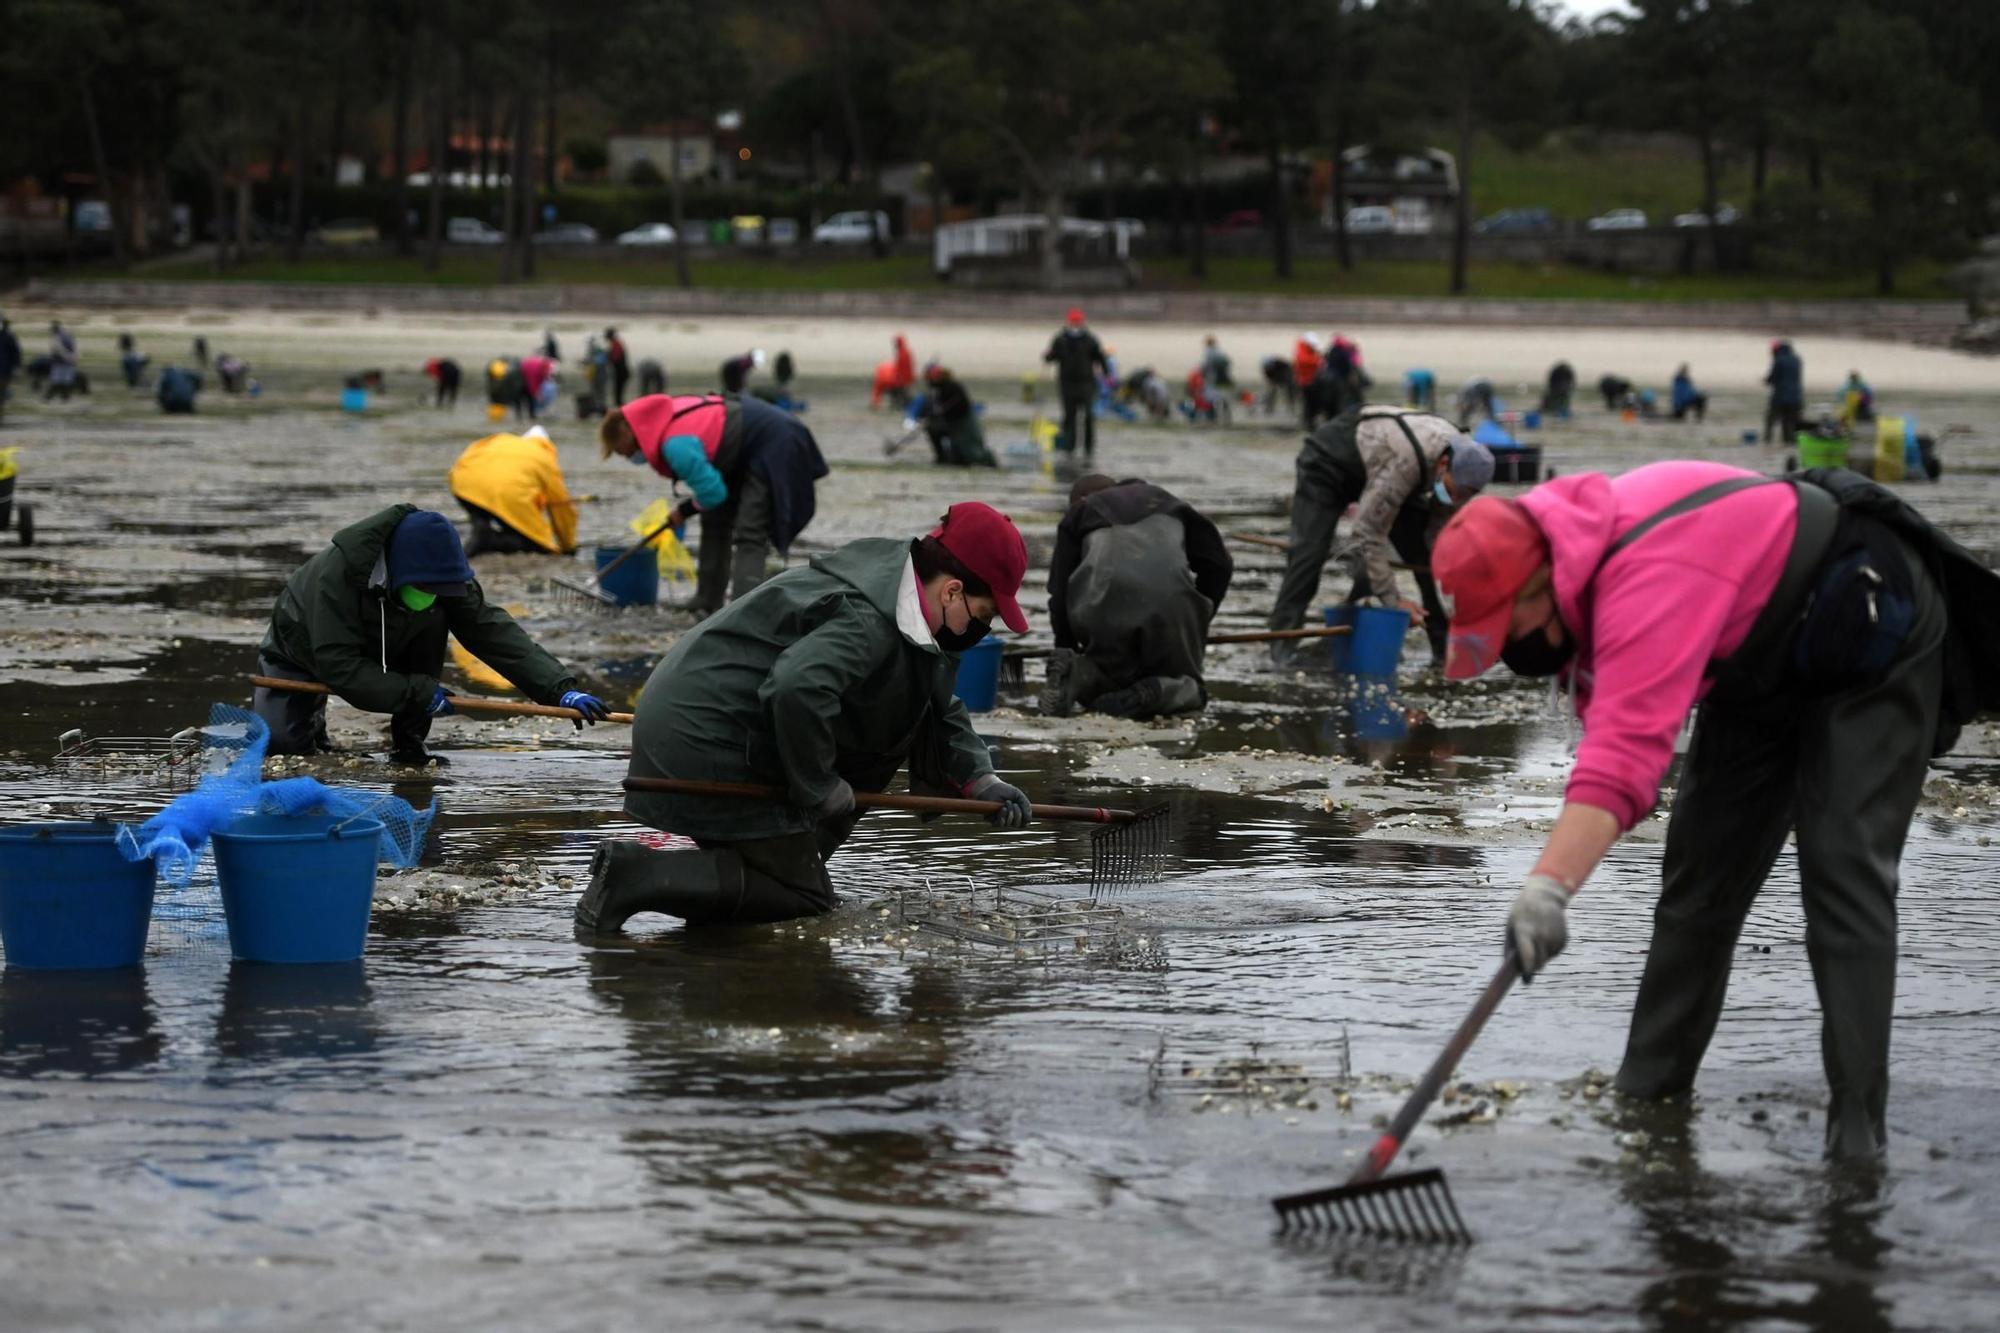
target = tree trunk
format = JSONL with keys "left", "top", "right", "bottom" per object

{"left": 1750, "top": 115, "right": 1769, "bottom": 222}
{"left": 328, "top": 66, "right": 349, "bottom": 181}
{"left": 927, "top": 163, "right": 945, "bottom": 245}
{"left": 1873, "top": 183, "right": 1894, "bottom": 295}
{"left": 669, "top": 130, "right": 692, "bottom": 288}
{"left": 77, "top": 73, "right": 126, "bottom": 265}
{"left": 517, "top": 90, "right": 537, "bottom": 279}
{"left": 827, "top": 15, "right": 884, "bottom": 259}
{"left": 1041, "top": 182, "right": 1067, "bottom": 289}
{"left": 234, "top": 173, "right": 252, "bottom": 265}
{"left": 285, "top": 104, "right": 310, "bottom": 262}
{"left": 1268, "top": 141, "right": 1292, "bottom": 281}
{"left": 1332, "top": 134, "right": 1351, "bottom": 272}
{"left": 1450, "top": 98, "right": 1472, "bottom": 295}
{"left": 1807, "top": 146, "right": 1822, "bottom": 194}
{"left": 392, "top": 47, "right": 413, "bottom": 256}
{"left": 543, "top": 26, "right": 559, "bottom": 195}
{"left": 1696, "top": 111, "right": 1722, "bottom": 270}
{"left": 424, "top": 53, "right": 448, "bottom": 273}
{"left": 500, "top": 94, "right": 522, "bottom": 283}
{"left": 1190, "top": 165, "right": 1207, "bottom": 281}
{"left": 477, "top": 88, "right": 494, "bottom": 192}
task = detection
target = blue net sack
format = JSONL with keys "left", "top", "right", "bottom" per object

{"left": 117, "top": 704, "right": 437, "bottom": 889}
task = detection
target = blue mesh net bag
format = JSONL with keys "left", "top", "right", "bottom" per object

{"left": 114, "top": 704, "right": 437, "bottom": 951}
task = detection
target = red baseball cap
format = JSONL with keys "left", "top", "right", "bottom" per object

{"left": 929, "top": 503, "right": 1030, "bottom": 633}
{"left": 1432, "top": 497, "right": 1550, "bottom": 679}
{"left": 1066, "top": 308, "right": 1085, "bottom": 326}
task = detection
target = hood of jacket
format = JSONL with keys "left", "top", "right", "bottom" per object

{"left": 804, "top": 536, "right": 932, "bottom": 648}
{"left": 327, "top": 504, "right": 423, "bottom": 593}
{"left": 1516, "top": 471, "right": 1620, "bottom": 643}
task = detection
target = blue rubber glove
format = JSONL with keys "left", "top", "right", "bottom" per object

{"left": 560, "top": 690, "right": 611, "bottom": 729}
{"left": 428, "top": 687, "right": 455, "bottom": 716}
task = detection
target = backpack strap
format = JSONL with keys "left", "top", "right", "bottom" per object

{"left": 1596, "top": 476, "right": 1780, "bottom": 575}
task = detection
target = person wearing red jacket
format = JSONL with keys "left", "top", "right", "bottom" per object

{"left": 1433, "top": 460, "right": 2000, "bottom": 1160}
{"left": 871, "top": 333, "right": 916, "bottom": 409}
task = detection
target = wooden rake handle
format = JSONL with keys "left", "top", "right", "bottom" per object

{"left": 1227, "top": 530, "right": 1430, "bottom": 574}
{"left": 622, "top": 775, "right": 1136, "bottom": 824}
{"left": 1005, "top": 624, "right": 1351, "bottom": 661}
{"left": 250, "top": 675, "right": 635, "bottom": 725}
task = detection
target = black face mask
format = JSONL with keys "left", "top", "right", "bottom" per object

{"left": 1500, "top": 619, "right": 1575, "bottom": 677}
{"left": 936, "top": 614, "right": 992, "bottom": 652}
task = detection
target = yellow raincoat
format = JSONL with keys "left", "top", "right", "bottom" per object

{"left": 447, "top": 432, "right": 577, "bottom": 554}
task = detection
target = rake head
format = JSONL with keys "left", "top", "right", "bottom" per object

{"left": 550, "top": 576, "right": 622, "bottom": 612}
{"left": 1271, "top": 1168, "right": 1472, "bottom": 1245}
{"left": 1001, "top": 653, "right": 1029, "bottom": 689}
{"left": 1088, "top": 803, "right": 1171, "bottom": 893}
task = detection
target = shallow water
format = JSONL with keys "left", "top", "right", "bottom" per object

{"left": 4, "top": 333, "right": 2000, "bottom": 1329}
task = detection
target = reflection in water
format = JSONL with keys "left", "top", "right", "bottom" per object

{"left": 1619, "top": 1097, "right": 1896, "bottom": 1333}
{"left": 213, "top": 960, "right": 379, "bottom": 1064}
{"left": 0, "top": 967, "right": 162, "bottom": 1077}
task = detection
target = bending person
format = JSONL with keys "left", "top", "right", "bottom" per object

{"left": 1433, "top": 460, "right": 2000, "bottom": 1159}
{"left": 577, "top": 503, "right": 1037, "bottom": 932}
{"left": 1042, "top": 474, "right": 1233, "bottom": 719}
{"left": 598, "top": 391, "right": 830, "bottom": 615}
{"left": 1267, "top": 405, "right": 1493, "bottom": 664}
{"left": 252, "top": 506, "right": 605, "bottom": 765}
{"left": 448, "top": 424, "right": 579, "bottom": 555}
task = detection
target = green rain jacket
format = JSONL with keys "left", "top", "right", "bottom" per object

{"left": 259, "top": 503, "right": 576, "bottom": 713}
{"left": 626, "top": 537, "right": 997, "bottom": 841}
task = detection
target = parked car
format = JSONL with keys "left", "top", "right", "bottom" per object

{"left": 812, "top": 209, "right": 891, "bottom": 244}
{"left": 447, "top": 217, "right": 504, "bottom": 245}
{"left": 766, "top": 217, "right": 800, "bottom": 245}
{"left": 317, "top": 217, "right": 381, "bottom": 246}
{"left": 1585, "top": 208, "right": 1648, "bottom": 232}
{"left": 1672, "top": 204, "right": 1740, "bottom": 228}
{"left": 73, "top": 200, "right": 112, "bottom": 234}
{"left": 1210, "top": 209, "right": 1264, "bottom": 234}
{"left": 616, "top": 222, "right": 679, "bottom": 246}
{"left": 532, "top": 222, "right": 600, "bottom": 246}
{"left": 1343, "top": 205, "right": 1394, "bottom": 235}
{"left": 1476, "top": 206, "right": 1556, "bottom": 235}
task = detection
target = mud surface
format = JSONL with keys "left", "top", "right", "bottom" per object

{"left": 3, "top": 313, "right": 2000, "bottom": 1330}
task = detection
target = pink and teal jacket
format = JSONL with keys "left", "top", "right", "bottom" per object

{"left": 1520, "top": 461, "right": 1798, "bottom": 830}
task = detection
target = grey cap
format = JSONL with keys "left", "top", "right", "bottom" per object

{"left": 1449, "top": 435, "right": 1495, "bottom": 493}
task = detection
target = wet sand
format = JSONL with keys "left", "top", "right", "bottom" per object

{"left": 2, "top": 312, "right": 1999, "bottom": 1330}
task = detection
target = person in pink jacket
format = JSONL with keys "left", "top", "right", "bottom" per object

{"left": 1433, "top": 459, "right": 1955, "bottom": 1160}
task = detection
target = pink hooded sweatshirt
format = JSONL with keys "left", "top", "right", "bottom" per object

{"left": 1520, "top": 461, "right": 1798, "bottom": 831}
{"left": 621, "top": 393, "right": 729, "bottom": 475}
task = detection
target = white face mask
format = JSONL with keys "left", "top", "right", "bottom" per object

{"left": 1434, "top": 478, "right": 1453, "bottom": 507}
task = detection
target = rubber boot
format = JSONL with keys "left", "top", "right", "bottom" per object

{"left": 1613, "top": 923, "right": 1740, "bottom": 1100}
{"left": 728, "top": 543, "right": 768, "bottom": 601}
{"left": 1812, "top": 938, "right": 1894, "bottom": 1162}
{"left": 1039, "top": 648, "right": 1076, "bottom": 717}
{"left": 574, "top": 840, "right": 745, "bottom": 935}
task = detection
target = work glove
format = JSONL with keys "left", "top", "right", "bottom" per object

{"left": 670, "top": 496, "right": 700, "bottom": 528}
{"left": 428, "top": 687, "right": 455, "bottom": 717}
{"left": 809, "top": 779, "right": 856, "bottom": 823}
{"left": 559, "top": 690, "right": 611, "bottom": 729}
{"left": 1505, "top": 873, "right": 1573, "bottom": 981}
{"left": 964, "top": 773, "right": 1033, "bottom": 829}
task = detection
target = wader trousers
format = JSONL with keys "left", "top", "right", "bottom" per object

{"left": 581, "top": 821, "right": 845, "bottom": 930}
{"left": 252, "top": 650, "right": 441, "bottom": 759}
{"left": 1057, "top": 391, "right": 1095, "bottom": 458}
{"left": 1614, "top": 536, "right": 1945, "bottom": 1159}
{"left": 460, "top": 500, "right": 543, "bottom": 555}
{"left": 692, "top": 469, "right": 776, "bottom": 613}
{"left": 1268, "top": 437, "right": 1363, "bottom": 636}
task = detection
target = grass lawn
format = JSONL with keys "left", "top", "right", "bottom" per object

{"left": 124, "top": 244, "right": 1950, "bottom": 303}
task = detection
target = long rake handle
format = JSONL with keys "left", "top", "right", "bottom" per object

{"left": 1226, "top": 530, "right": 1429, "bottom": 574}
{"left": 1350, "top": 958, "right": 1520, "bottom": 1186}
{"left": 621, "top": 775, "right": 1136, "bottom": 824}
{"left": 250, "top": 675, "right": 635, "bottom": 725}
{"left": 1006, "top": 624, "right": 1352, "bottom": 662}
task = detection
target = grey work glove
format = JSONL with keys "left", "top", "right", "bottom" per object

{"left": 809, "top": 779, "right": 856, "bottom": 823}
{"left": 1506, "top": 873, "right": 1573, "bottom": 980}
{"left": 964, "top": 773, "right": 1033, "bottom": 829}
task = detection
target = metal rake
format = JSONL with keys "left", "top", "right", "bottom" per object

{"left": 1270, "top": 958, "right": 1520, "bottom": 1245}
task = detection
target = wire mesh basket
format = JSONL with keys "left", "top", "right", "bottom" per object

{"left": 53, "top": 726, "right": 205, "bottom": 791}
{"left": 894, "top": 879, "right": 1130, "bottom": 952}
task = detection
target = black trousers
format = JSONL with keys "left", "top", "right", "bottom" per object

{"left": 1765, "top": 398, "right": 1801, "bottom": 443}
{"left": 1268, "top": 476, "right": 1360, "bottom": 634}
{"left": 1057, "top": 391, "right": 1095, "bottom": 457}
{"left": 460, "top": 500, "right": 543, "bottom": 555}
{"left": 1614, "top": 536, "right": 1945, "bottom": 1158}
{"left": 691, "top": 470, "right": 776, "bottom": 613}
{"left": 251, "top": 637, "right": 445, "bottom": 760}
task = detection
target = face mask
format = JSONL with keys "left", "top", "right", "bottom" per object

{"left": 398, "top": 585, "right": 438, "bottom": 612}
{"left": 1500, "top": 617, "right": 1575, "bottom": 677}
{"left": 1433, "top": 478, "right": 1453, "bottom": 507}
{"left": 627, "top": 450, "right": 648, "bottom": 466}
{"left": 933, "top": 590, "right": 992, "bottom": 651}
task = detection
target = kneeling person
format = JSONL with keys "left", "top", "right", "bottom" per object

{"left": 448, "top": 424, "right": 579, "bottom": 555}
{"left": 252, "top": 506, "right": 606, "bottom": 764}
{"left": 1042, "top": 474, "right": 1233, "bottom": 719}
{"left": 578, "top": 503, "right": 1036, "bottom": 932}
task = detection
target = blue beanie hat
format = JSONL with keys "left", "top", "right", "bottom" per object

{"left": 386, "top": 510, "right": 473, "bottom": 596}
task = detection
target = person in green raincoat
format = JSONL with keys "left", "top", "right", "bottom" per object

{"left": 253, "top": 505, "right": 606, "bottom": 765}
{"left": 576, "top": 501, "right": 1037, "bottom": 931}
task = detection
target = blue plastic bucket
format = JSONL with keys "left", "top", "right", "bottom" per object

{"left": 1320, "top": 605, "right": 1355, "bottom": 671}
{"left": 1346, "top": 606, "right": 1412, "bottom": 677}
{"left": 1523, "top": 409, "right": 1542, "bottom": 430}
{"left": 953, "top": 636, "right": 1006, "bottom": 712}
{"left": 594, "top": 544, "right": 660, "bottom": 607}
{"left": 212, "top": 813, "right": 384, "bottom": 964}
{"left": 0, "top": 822, "right": 156, "bottom": 970}
{"left": 340, "top": 386, "right": 367, "bottom": 413}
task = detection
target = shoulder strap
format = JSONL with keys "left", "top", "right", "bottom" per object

{"left": 1597, "top": 476, "right": 1780, "bottom": 574}
{"left": 1363, "top": 409, "right": 1432, "bottom": 479}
